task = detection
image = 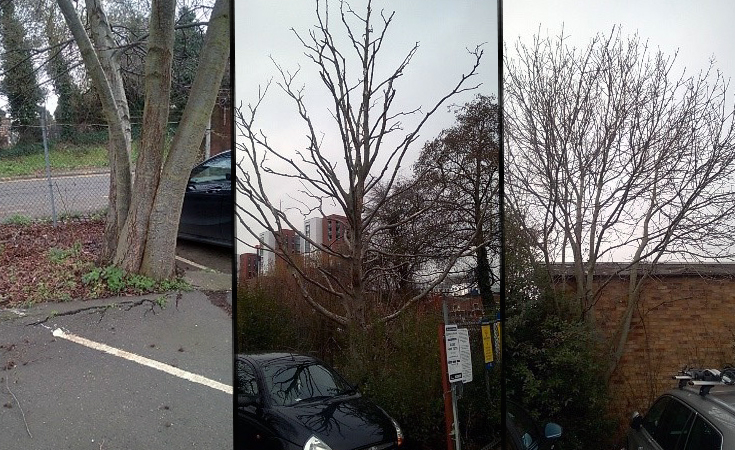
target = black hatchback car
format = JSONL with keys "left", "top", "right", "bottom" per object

{"left": 178, "top": 150, "right": 233, "bottom": 247}
{"left": 236, "top": 353, "right": 404, "bottom": 450}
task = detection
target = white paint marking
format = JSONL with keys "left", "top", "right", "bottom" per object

{"left": 175, "top": 255, "right": 212, "bottom": 271}
{"left": 52, "top": 328, "right": 232, "bottom": 395}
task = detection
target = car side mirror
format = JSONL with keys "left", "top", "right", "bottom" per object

{"left": 630, "top": 412, "right": 643, "bottom": 430}
{"left": 544, "top": 422, "right": 562, "bottom": 440}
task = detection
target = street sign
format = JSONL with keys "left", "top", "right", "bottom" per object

{"left": 458, "top": 328, "right": 472, "bottom": 383}
{"left": 444, "top": 324, "right": 462, "bottom": 382}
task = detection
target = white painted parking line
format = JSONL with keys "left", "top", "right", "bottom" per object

{"left": 52, "top": 328, "right": 232, "bottom": 395}
{"left": 175, "top": 255, "right": 212, "bottom": 271}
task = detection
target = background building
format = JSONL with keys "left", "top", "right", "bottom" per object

{"left": 258, "top": 229, "right": 302, "bottom": 273}
{"left": 304, "top": 214, "right": 348, "bottom": 253}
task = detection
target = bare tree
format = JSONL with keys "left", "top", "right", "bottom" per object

{"left": 504, "top": 26, "right": 735, "bottom": 378}
{"left": 237, "top": 0, "right": 484, "bottom": 330}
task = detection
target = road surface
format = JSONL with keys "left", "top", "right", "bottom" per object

{"left": 0, "top": 172, "right": 109, "bottom": 222}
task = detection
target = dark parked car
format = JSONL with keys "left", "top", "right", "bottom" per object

{"left": 178, "top": 150, "right": 233, "bottom": 247}
{"left": 236, "top": 353, "right": 404, "bottom": 450}
{"left": 506, "top": 401, "right": 562, "bottom": 450}
{"left": 625, "top": 367, "right": 735, "bottom": 450}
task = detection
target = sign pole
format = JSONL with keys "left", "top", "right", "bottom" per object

{"left": 443, "top": 298, "right": 461, "bottom": 450}
{"left": 438, "top": 322, "right": 454, "bottom": 450}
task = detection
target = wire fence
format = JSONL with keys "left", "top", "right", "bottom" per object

{"left": 0, "top": 111, "right": 229, "bottom": 225}
{"left": 0, "top": 118, "right": 111, "bottom": 225}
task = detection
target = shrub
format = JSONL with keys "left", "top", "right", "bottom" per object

{"left": 506, "top": 291, "right": 618, "bottom": 450}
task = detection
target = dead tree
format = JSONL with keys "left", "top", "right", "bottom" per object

{"left": 237, "top": 0, "right": 484, "bottom": 330}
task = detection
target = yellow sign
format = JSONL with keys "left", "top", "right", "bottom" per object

{"left": 481, "top": 323, "right": 494, "bottom": 364}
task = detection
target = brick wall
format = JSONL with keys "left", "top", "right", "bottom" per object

{"left": 590, "top": 270, "right": 735, "bottom": 421}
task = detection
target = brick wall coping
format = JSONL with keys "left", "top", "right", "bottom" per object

{"left": 548, "top": 262, "right": 735, "bottom": 278}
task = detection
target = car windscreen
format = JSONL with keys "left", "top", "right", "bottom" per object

{"left": 262, "top": 360, "right": 354, "bottom": 407}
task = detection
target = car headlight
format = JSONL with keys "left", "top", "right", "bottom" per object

{"left": 390, "top": 417, "right": 404, "bottom": 446}
{"left": 304, "top": 435, "right": 333, "bottom": 450}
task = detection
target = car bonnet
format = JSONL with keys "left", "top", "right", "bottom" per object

{"left": 271, "top": 395, "right": 397, "bottom": 449}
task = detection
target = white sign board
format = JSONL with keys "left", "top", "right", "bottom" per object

{"left": 444, "top": 325, "right": 463, "bottom": 382}
{"left": 458, "top": 328, "right": 473, "bottom": 383}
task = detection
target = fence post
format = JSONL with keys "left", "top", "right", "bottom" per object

{"left": 40, "top": 104, "right": 57, "bottom": 226}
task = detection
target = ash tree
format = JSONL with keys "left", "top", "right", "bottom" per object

{"left": 504, "top": 26, "right": 735, "bottom": 379}
{"left": 57, "top": 0, "right": 230, "bottom": 279}
{"left": 237, "top": 0, "right": 485, "bottom": 330}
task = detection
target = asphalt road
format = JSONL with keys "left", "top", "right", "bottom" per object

{"left": 0, "top": 232, "right": 234, "bottom": 449}
{"left": 0, "top": 172, "right": 109, "bottom": 222}
{"left": 176, "top": 239, "right": 233, "bottom": 275}
{"left": 0, "top": 291, "right": 233, "bottom": 449}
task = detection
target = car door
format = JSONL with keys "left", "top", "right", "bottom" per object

{"left": 683, "top": 415, "right": 722, "bottom": 450}
{"left": 236, "top": 358, "right": 278, "bottom": 449}
{"left": 629, "top": 396, "right": 695, "bottom": 450}
{"left": 179, "top": 151, "right": 232, "bottom": 246}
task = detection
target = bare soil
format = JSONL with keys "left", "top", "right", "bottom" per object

{"left": 0, "top": 219, "right": 156, "bottom": 308}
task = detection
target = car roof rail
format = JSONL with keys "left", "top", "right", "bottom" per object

{"left": 674, "top": 367, "right": 735, "bottom": 396}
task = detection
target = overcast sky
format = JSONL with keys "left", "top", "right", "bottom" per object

{"left": 505, "top": 0, "right": 735, "bottom": 262}
{"left": 505, "top": 0, "right": 735, "bottom": 89}
{"left": 234, "top": 1, "right": 498, "bottom": 254}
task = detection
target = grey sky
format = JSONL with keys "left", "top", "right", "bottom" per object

{"left": 505, "top": 0, "right": 735, "bottom": 262}
{"left": 235, "top": 1, "right": 498, "bottom": 254}
{"left": 505, "top": 0, "right": 735, "bottom": 86}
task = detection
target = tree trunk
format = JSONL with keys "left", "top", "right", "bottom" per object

{"left": 139, "top": 0, "right": 230, "bottom": 280}
{"left": 57, "top": 0, "right": 132, "bottom": 261}
{"left": 114, "top": 0, "right": 175, "bottom": 273}
{"left": 476, "top": 244, "right": 494, "bottom": 310}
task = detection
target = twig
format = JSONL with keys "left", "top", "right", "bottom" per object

{"left": 5, "top": 376, "right": 32, "bottom": 438}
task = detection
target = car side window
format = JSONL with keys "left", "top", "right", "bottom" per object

{"left": 685, "top": 416, "right": 722, "bottom": 450}
{"left": 653, "top": 399, "right": 694, "bottom": 450}
{"left": 236, "top": 359, "right": 259, "bottom": 397}
{"left": 190, "top": 153, "right": 231, "bottom": 184}
{"left": 643, "top": 396, "right": 671, "bottom": 436}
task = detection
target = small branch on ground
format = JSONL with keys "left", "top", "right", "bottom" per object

{"left": 4, "top": 375, "right": 32, "bottom": 438}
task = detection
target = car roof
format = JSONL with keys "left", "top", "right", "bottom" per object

{"left": 237, "top": 352, "right": 319, "bottom": 366}
{"left": 667, "top": 385, "right": 735, "bottom": 437}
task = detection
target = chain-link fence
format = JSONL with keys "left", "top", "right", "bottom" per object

{"left": 0, "top": 116, "right": 111, "bottom": 224}
{"left": 0, "top": 109, "right": 229, "bottom": 225}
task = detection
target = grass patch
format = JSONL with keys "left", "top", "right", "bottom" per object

{"left": 47, "top": 242, "right": 82, "bottom": 263}
{"left": 0, "top": 144, "right": 109, "bottom": 178}
{"left": 4, "top": 214, "right": 32, "bottom": 225}
{"left": 82, "top": 265, "right": 192, "bottom": 296}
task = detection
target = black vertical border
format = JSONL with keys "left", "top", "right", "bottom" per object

{"left": 497, "top": 0, "right": 506, "bottom": 447}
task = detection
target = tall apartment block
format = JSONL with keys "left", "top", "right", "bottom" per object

{"left": 304, "top": 214, "right": 348, "bottom": 253}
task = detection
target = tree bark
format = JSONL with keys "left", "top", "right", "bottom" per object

{"left": 140, "top": 0, "right": 230, "bottom": 280}
{"left": 57, "top": 0, "right": 132, "bottom": 262}
{"left": 114, "top": 0, "right": 176, "bottom": 273}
